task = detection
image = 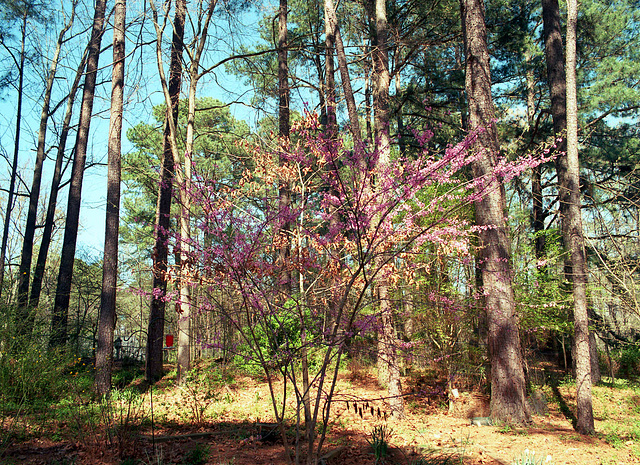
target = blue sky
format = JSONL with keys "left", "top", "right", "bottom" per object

{"left": 0, "top": 1, "right": 272, "bottom": 266}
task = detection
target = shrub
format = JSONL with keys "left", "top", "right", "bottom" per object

{"left": 617, "top": 345, "right": 640, "bottom": 380}
{"left": 180, "top": 363, "right": 232, "bottom": 423}
{"left": 0, "top": 338, "right": 74, "bottom": 409}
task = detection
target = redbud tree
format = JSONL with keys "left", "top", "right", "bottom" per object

{"left": 167, "top": 112, "right": 544, "bottom": 464}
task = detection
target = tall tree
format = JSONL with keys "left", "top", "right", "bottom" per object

{"left": 176, "top": 0, "right": 218, "bottom": 383}
{"left": 95, "top": 0, "right": 126, "bottom": 396}
{"left": 0, "top": 2, "right": 28, "bottom": 301}
{"left": 29, "top": 47, "right": 88, "bottom": 317}
{"left": 146, "top": 0, "right": 186, "bottom": 382}
{"left": 50, "top": 0, "right": 107, "bottom": 348}
{"left": 460, "top": 0, "right": 529, "bottom": 423}
{"left": 15, "top": 0, "right": 75, "bottom": 335}
{"left": 323, "top": 0, "right": 362, "bottom": 145}
{"left": 371, "top": 0, "right": 405, "bottom": 419}
{"left": 276, "top": 0, "right": 292, "bottom": 295}
{"left": 542, "top": 0, "right": 600, "bottom": 386}
{"left": 566, "top": 0, "right": 595, "bottom": 434}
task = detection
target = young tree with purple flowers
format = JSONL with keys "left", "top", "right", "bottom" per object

{"left": 164, "top": 110, "right": 544, "bottom": 464}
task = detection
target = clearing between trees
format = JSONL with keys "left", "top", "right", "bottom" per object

{"left": 2, "top": 359, "right": 639, "bottom": 465}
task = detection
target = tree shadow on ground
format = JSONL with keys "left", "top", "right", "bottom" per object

{"left": 548, "top": 374, "right": 577, "bottom": 429}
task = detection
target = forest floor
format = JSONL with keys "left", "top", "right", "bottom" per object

{"left": 2, "top": 362, "right": 640, "bottom": 465}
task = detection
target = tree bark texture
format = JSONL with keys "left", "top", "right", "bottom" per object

{"left": 50, "top": 0, "right": 106, "bottom": 348}
{"left": 278, "top": 0, "right": 290, "bottom": 141}
{"left": 95, "top": 0, "right": 126, "bottom": 396}
{"left": 461, "top": 0, "right": 529, "bottom": 424}
{"left": 371, "top": 0, "right": 405, "bottom": 419}
{"left": 324, "top": 7, "right": 337, "bottom": 136}
{"left": 566, "top": 0, "right": 595, "bottom": 434}
{"left": 526, "top": 50, "right": 547, "bottom": 263}
{"left": 395, "top": 71, "right": 406, "bottom": 156}
{"left": 364, "top": 44, "right": 373, "bottom": 143}
{"left": 276, "top": 0, "right": 292, "bottom": 296}
{"left": 146, "top": 0, "right": 186, "bottom": 382}
{"left": 542, "top": 0, "right": 600, "bottom": 388}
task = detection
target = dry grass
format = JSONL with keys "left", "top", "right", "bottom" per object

{"left": 2, "top": 364, "right": 640, "bottom": 465}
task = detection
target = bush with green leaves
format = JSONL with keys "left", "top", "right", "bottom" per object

{"left": 180, "top": 362, "right": 232, "bottom": 423}
{"left": 234, "top": 298, "right": 323, "bottom": 375}
{"left": 0, "top": 338, "right": 75, "bottom": 409}
{"left": 617, "top": 345, "right": 640, "bottom": 380}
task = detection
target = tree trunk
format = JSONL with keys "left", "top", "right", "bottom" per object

{"left": 542, "top": 0, "right": 600, "bottom": 393}
{"left": 15, "top": 2, "right": 75, "bottom": 336}
{"left": 50, "top": 0, "right": 106, "bottom": 348}
{"left": 176, "top": 146, "right": 192, "bottom": 383}
{"left": 312, "top": 53, "right": 327, "bottom": 127}
{"left": 29, "top": 47, "right": 88, "bottom": 317}
{"left": 372, "top": 0, "right": 405, "bottom": 419}
{"left": 542, "top": 0, "right": 566, "bottom": 141}
{"left": 532, "top": 165, "right": 546, "bottom": 260}
{"left": 395, "top": 71, "right": 406, "bottom": 156}
{"left": 526, "top": 50, "right": 547, "bottom": 264}
{"left": 276, "top": 0, "right": 292, "bottom": 296}
{"left": 0, "top": 9, "right": 27, "bottom": 303}
{"left": 460, "top": 0, "right": 529, "bottom": 424}
{"left": 146, "top": 0, "right": 186, "bottom": 382}
{"left": 324, "top": 0, "right": 362, "bottom": 145}
{"left": 278, "top": 0, "right": 290, "bottom": 142}
{"left": 588, "top": 307, "right": 601, "bottom": 384}
{"left": 364, "top": 42, "right": 373, "bottom": 143}
{"left": 324, "top": 8, "right": 337, "bottom": 136}
{"left": 95, "top": 0, "right": 126, "bottom": 396}
{"left": 176, "top": 0, "right": 217, "bottom": 383}
{"left": 566, "top": 0, "right": 595, "bottom": 434}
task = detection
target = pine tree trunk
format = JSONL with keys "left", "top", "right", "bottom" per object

{"left": 146, "top": 0, "right": 186, "bottom": 382}
{"left": 372, "top": 0, "right": 405, "bottom": 419}
{"left": 566, "top": 0, "right": 595, "bottom": 434}
{"left": 364, "top": 45, "right": 373, "bottom": 143}
{"left": 532, "top": 165, "right": 546, "bottom": 260}
{"left": 588, "top": 307, "right": 601, "bottom": 384}
{"left": 277, "top": 0, "right": 292, "bottom": 296}
{"left": 395, "top": 72, "right": 405, "bottom": 156}
{"left": 460, "top": 0, "right": 529, "bottom": 424}
{"left": 324, "top": 8, "right": 337, "bottom": 135}
{"left": 50, "top": 0, "right": 107, "bottom": 348}
{"left": 542, "top": 0, "right": 600, "bottom": 392}
{"left": 324, "top": 0, "right": 362, "bottom": 145}
{"left": 95, "top": 0, "right": 126, "bottom": 396}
